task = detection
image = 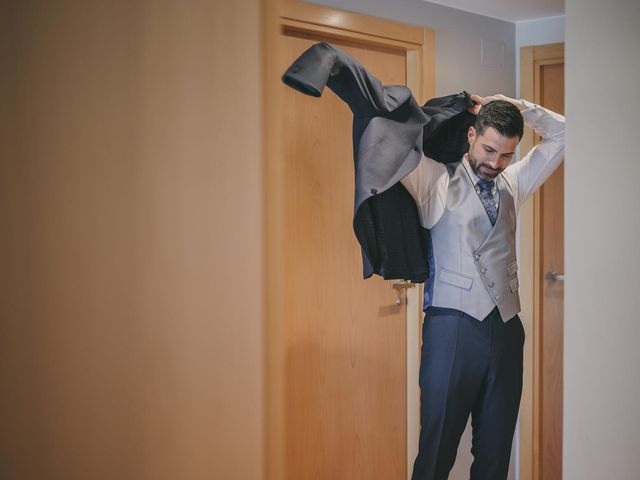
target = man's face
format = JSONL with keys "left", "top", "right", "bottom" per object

{"left": 467, "top": 126, "right": 520, "bottom": 181}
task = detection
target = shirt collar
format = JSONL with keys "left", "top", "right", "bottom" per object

{"left": 462, "top": 154, "right": 498, "bottom": 196}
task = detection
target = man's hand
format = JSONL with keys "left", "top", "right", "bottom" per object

{"left": 467, "top": 93, "right": 526, "bottom": 115}
{"left": 467, "top": 94, "right": 490, "bottom": 115}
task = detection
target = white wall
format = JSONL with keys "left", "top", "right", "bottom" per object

{"left": 516, "top": 15, "right": 564, "bottom": 48}
{"left": 564, "top": 0, "right": 640, "bottom": 478}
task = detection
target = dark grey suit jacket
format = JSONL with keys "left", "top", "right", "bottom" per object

{"left": 282, "top": 42, "right": 474, "bottom": 282}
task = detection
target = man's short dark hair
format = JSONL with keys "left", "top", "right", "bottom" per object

{"left": 474, "top": 100, "right": 524, "bottom": 140}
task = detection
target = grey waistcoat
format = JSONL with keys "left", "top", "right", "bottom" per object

{"left": 424, "top": 161, "right": 520, "bottom": 322}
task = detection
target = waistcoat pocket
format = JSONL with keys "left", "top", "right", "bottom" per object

{"left": 438, "top": 268, "right": 473, "bottom": 290}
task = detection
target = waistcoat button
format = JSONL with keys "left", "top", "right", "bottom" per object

{"left": 489, "top": 281, "right": 495, "bottom": 288}
{"left": 495, "top": 295, "right": 501, "bottom": 301}
{"left": 474, "top": 254, "right": 480, "bottom": 261}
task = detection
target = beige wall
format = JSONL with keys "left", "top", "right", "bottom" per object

{"left": 0, "top": 1, "right": 264, "bottom": 479}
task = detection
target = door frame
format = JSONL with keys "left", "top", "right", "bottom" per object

{"left": 518, "top": 42, "right": 565, "bottom": 480}
{"left": 263, "top": 1, "right": 434, "bottom": 478}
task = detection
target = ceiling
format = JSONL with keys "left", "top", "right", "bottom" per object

{"left": 422, "top": 0, "right": 564, "bottom": 22}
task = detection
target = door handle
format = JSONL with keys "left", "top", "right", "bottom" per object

{"left": 391, "top": 281, "right": 416, "bottom": 305}
{"left": 545, "top": 271, "right": 565, "bottom": 282}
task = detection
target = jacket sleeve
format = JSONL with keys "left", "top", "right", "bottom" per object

{"left": 282, "top": 42, "right": 414, "bottom": 117}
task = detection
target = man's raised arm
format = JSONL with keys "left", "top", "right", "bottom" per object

{"left": 496, "top": 94, "right": 566, "bottom": 211}
{"left": 400, "top": 156, "right": 449, "bottom": 229}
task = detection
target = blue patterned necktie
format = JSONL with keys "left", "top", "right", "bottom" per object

{"left": 477, "top": 180, "right": 498, "bottom": 225}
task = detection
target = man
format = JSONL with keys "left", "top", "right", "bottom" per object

{"left": 282, "top": 42, "right": 565, "bottom": 480}
{"left": 400, "top": 94, "right": 564, "bottom": 479}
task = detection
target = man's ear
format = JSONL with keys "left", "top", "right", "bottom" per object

{"left": 467, "top": 126, "right": 476, "bottom": 145}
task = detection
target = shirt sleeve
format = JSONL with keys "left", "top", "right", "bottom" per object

{"left": 501, "top": 99, "right": 566, "bottom": 212}
{"left": 400, "top": 154, "right": 449, "bottom": 229}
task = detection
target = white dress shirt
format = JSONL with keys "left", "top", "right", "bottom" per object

{"left": 400, "top": 97, "right": 566, "bottom": 229}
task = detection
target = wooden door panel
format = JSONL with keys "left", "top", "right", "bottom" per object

{"left": 540, "top": 61, "right": 564, "bottom": 480}
{"left": 280, "top": 32, "right": 408, "bottom": 480}
{"left": 519, "top": 43, "right": 564, "bottom": 480}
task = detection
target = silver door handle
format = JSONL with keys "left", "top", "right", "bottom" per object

{"left": 545, "top": 271, "right": 565, "bottom": 282}
{"left": 391, "top": 281, "right": 416, "bottom": 305}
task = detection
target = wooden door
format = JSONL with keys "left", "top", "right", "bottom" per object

{"left": 282, "top": 33, "right": 407, "bottom": 480}
{"left": 265, "top": 2, "right": 434, "bottom": 479}
{"left": 519, "top": 43, "right": 565, "bottom": 480}
{"left": 539, "top": 57, "right": 564, "bottom": 480}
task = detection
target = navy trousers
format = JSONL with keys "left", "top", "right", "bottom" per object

{"left": 410, "top": 306, "right": 525, "bottom": 480}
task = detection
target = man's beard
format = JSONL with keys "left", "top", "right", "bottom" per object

{"left": 467, "top": 149, "right": 502, "bottom": 180}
